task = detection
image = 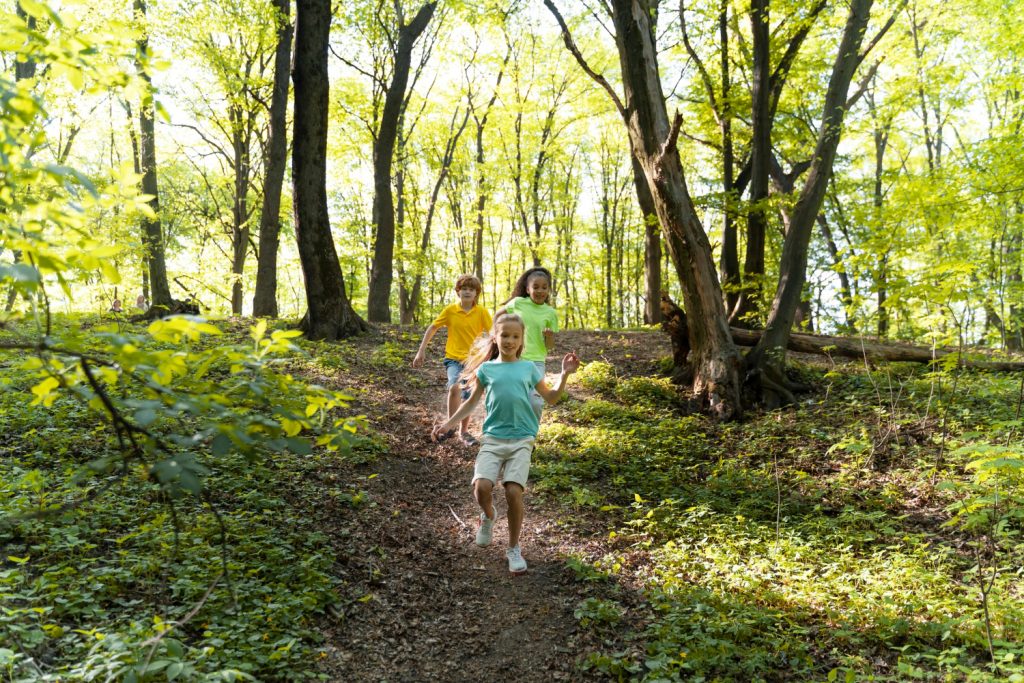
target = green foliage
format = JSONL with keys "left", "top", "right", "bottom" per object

{"left": 536, "top": 360, "right": 1024, "bottom": 681}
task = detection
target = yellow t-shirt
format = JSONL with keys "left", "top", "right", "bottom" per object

{"left": 431, "top": 303, "right": 493, "bottom": 362}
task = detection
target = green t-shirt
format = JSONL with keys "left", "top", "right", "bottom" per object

{"left": 477, "top": 360, "right": 545, "bottom": 439}
{"left": 505, "top": 297, "right": 559, "bottom": 362}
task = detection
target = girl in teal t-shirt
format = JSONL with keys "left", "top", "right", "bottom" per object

{"left": 431, "top": 313, "right": 580, "bottom": 575}
{"left": 497, "top": 267, "right": 559, "bottom": 419}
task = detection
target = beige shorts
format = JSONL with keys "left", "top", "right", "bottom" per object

{"left": 472, "top": 435, "right": 535, "bottom": 488}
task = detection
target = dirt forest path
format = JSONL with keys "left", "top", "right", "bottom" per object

{"left": 310, "top": 328, "right": 670, "bottom": 682}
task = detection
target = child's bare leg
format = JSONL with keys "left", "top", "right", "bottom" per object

{"left": 444, "top": 387, "right": 460, "bottom": 423}
{"left": 474, "top": 478, "right": 495, "bottom": 520}
{"left": 505, "top": 482, "right": 524, "bottom": 547}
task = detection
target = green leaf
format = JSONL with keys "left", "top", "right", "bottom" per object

{"left": 211, "top": 433, "right": 233, "bottom": 457}
{"left": 285, "top": 437, "right": 312, "bottom": 455}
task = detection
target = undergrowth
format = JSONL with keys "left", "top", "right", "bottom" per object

{"left": 538, "top": 360, "right": 1024, "bottom": 682}
{"left": 0, "top": 316, "right": 381, "bottom": 681}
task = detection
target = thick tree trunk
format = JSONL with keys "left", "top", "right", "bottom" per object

{"left": 366, "top": 2, "right": 437, "bottom": 323}
{"left": 746, "top": 0, "right": 875, "bottom": 406}
{"left": 135, "top": 0, "right": 172, "bottom": 313}
{"left": 252, "top": 0, "right": 293, "bottom": 318}
{"left": 610, "top": 0, "right": 742, "bottom": 419}
{"left": 293, "top": 0, "right": 366, "bottom": 340}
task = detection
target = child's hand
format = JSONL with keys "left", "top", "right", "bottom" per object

{"left": 431, "top": 421, "right": 454, "bottom": 442}
{"left": 543, "top": 328, "right": 554, "bottom": 345}
{"left": 561, "top": 351, "right": 580, "bottom": 374}
{"left": 412, "top": 351, "right": 425, "bottom": 368}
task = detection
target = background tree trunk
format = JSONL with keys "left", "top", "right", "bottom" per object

{"left": 293, "top": 0, "right": 366, "bottom": 339}
{"left": 134, "top": 0, "right": 172, "bottom": 312}
{"left": 252, "top": 0, "right": 293, "bottom": 318}
{"left": 732, "top": 0, "right": 771, "bottom": 326}
{"left": 630, "top": 154, "right": 661, "bottom": 325}
{"left": 366, "top": 1, "right": 437, "bottom": 323}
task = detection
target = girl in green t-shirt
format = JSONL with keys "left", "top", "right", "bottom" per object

{"left": 496, "top": 267, "right": 559, "bottom": 419}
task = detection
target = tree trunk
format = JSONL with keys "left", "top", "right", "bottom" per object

{"left": 610, "top": 0, "right": 742, "bottom": 419}
{"left": 631, "top": 154, "right": 662, "bottom": 325}
{"left": 406, "top": 109, "right": 470, "bottom": 324}
{"left": 746, "top": 0, "right": 876, "bottom": 406}
{"left": 229, "top": 104, "right": 252, "bottom": 316}
{"left": 134, "top": 0, "right": 172, "bottom": 313}
{"left": 717, "top": 0, "right": 739, "bottom": 317}
{"left": 731, "top": 326, "right": 1024, "bottom": 371}
{"left": 732, "top": 0, "right": 771, "bottom": 326}
{"left": 366, "top": 1, "right": 437, "bottom": 323}
{"left": 293, "top": 0, "right": 366, "bottom": 339}
{"left": 252, "top": 0, "right": 293, "bottom": 318}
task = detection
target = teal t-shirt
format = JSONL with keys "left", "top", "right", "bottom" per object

{"left": 505, "top": 297, "right": 559, "bottom": 362}
{"left": 477, "top": 359, "right": 545, "bottom": 439}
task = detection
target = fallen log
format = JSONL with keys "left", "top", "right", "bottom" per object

{"left": 729, "top": 327, "right": 1024, "bottom": 371}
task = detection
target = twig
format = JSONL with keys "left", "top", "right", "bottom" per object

{"left": 448, "top": 505, "right": 468, "bottom": 530}
{"left": 140, "top": 572, "right": 223, "bottom": 667}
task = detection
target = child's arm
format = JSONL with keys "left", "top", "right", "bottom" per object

{"left": 412, "top": 324, "right": 440, "bottom": 367}
{"left": 543, "top": 325, "right": 555, "bottom": 351}
{"left": 535, "top": 352, "right": 580, "bottom": 405}
{"left": 432, "top": 381, "right": 485, "bottom": 439}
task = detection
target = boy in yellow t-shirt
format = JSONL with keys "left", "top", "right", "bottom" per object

{"left": 412, "top": 274, "right": 492, "bottom": 445}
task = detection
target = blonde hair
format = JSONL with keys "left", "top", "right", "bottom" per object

{"left": 460, "top": 313, "right": 526, "bottom": 389}
{"left": 454, "top": 273, "right": 483, "bottom": 306}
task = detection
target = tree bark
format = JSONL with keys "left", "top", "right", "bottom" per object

{"left": 293, "top": 0, "right": 366, "bottom": 339}
{"left": 252, "top": 0, "right": 293, "bottom": 318}
{"left": 732, "top": 0, "right": 771, "bottom": 325}
{"left": 366, "top": 1, "right": 437, "bottom": 323}
{"left": 631, "top": 154, "right": 662, "bottom": 325}
{"left": 134, "top": 0, "right": 173, "bottom": 313}
{"left": 746, "top": 0, "right": 876, "bottom": 406}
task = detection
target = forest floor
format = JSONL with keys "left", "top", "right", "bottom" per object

{"left": 311, "top": 326, "right": 669, "bottom": 682}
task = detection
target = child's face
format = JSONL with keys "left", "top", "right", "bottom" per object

{"left": 458, "top": 285, "right": 477, "bottom": 305}
{"left": 527, "top": 276, "right": 549, "bottom": 305}
{"left": 496, "top": 322, "right": 524, "bottom": 359}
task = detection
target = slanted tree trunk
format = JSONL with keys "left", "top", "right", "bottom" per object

{"left": 293, "top": 0, "right": 366, "bottom": 339}
{"left": 366, "top": 1, "right": 437, "bottom": 323}
{"left": 547, "top": 0, "right": 743, "bottom": 418}
{"left": 252, "top": 0, "right": 293, "bottom": 318}
{"left": 746, "top": 0, "right": 883, "bottom": 406}
{"left": 469, "top": 41, "right": 509, "bottom": 281}
{"left": 134, "top": 0, "right": 172, "bottom": 314}
{"left": 611, "top": 1, "right": 742, "bottom": 417}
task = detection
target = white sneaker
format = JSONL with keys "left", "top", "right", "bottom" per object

{"left": 506, "top": 545, "right": 527, "bottom": 575}
{"left": 476, "top": 510, "right": 495, "bottom": 546}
